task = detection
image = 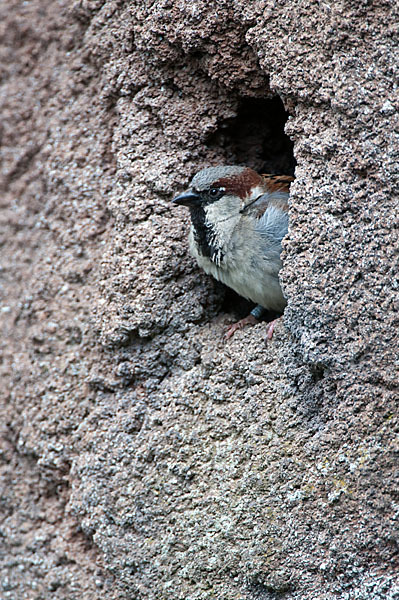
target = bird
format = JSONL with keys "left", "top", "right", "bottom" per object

{"left": 173, "top": 165, "right": 293, "bottom": 339}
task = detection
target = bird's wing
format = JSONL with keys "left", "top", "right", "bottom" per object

{"left": 242, "top": 174, "right": 292, "bottom": 243}
{"left": 241, "top": 174, "right": 292, "bottom": 218}
{"left": 261, "top": 174, "right": 294, "bottom": 194}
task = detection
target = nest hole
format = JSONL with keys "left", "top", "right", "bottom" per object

{"left": 207, "top": 95, "right": 295, "bottom": 320}
{"left": 206, "top": 96, "right": 295, "bottom": 176}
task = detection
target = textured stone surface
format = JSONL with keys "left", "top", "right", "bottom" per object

{"left": 1, "top": 1, "right": 398, "bottom": 599}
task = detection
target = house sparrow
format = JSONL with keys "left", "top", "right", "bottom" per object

{"left": 173, "top": 166, "right": 293, "bottom": 339}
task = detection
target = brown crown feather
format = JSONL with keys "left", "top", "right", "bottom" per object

{"left": 214, "top": 167, "right": 265, "bottom": 200}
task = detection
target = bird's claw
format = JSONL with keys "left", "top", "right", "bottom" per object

{"left": 225, "top": 316, "right": 281, "bottom": 341}
{"left": 265, "top": 319, "right": 276, "bottom": 341}
{"left": 225, "top": 314, "right": 260, "bottom": 339}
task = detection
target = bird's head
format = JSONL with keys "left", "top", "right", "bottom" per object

{"left": 173, "top": 166, "right": 267, "bottom": 261}
{"left": 172, "top": 165, "right": 265, "bottom": 212}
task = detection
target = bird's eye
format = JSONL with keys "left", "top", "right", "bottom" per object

{"left": 209, "top": 187, "right": 220, "bottom": 197}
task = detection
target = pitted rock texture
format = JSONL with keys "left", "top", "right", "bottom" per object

{"left": 1, "top": 1, "right": 398, "bottom": 599}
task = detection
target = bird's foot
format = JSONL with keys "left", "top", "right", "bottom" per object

{"left": 264, "top": 318, "right": 281, "bottom": 342}
{"left": 225, "top": 314, "right": 260, "bottom": 339}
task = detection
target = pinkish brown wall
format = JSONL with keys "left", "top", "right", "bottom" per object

{"left": 1, "top": 1, "right": 398, "bottom": 598}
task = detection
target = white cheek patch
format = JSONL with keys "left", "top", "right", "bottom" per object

{"left": 203, "top": 201, "right": 225, "bottom": 225}
{"left": 203, "top": 203, "right": 231, "bottom": 251}
{"left": 204, "top": 195, "right": 241, "bottom": 224}
{"left": 200, "top": 195, "right": 243, "bottom": 266}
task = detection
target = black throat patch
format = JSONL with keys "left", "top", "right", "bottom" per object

{"left": 189, "top": 206, "right": 224, "bottom": 265}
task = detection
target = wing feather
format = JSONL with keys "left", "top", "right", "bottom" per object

{"left": 261, "top": 174, "right": 294, "bottom": 194}
{"left": 239, "top": 173, "right": 292, "bottom": 246}
{"left": 248, "top": 174, "right": 292, "bottom": 246}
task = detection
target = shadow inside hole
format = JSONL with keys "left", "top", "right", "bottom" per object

{"left": 220, "top": 283, "right": 283, "bottom": 325}
{"left": 206, "top": 96, "right": 295, "bottom": 176}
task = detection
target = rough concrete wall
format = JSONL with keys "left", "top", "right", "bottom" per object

{"left": 1, "top": 1, "right": 398, "bottom": 599}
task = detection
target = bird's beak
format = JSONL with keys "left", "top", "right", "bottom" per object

{"left": 172, "top": 190, "right": 201, "bottom": 207}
